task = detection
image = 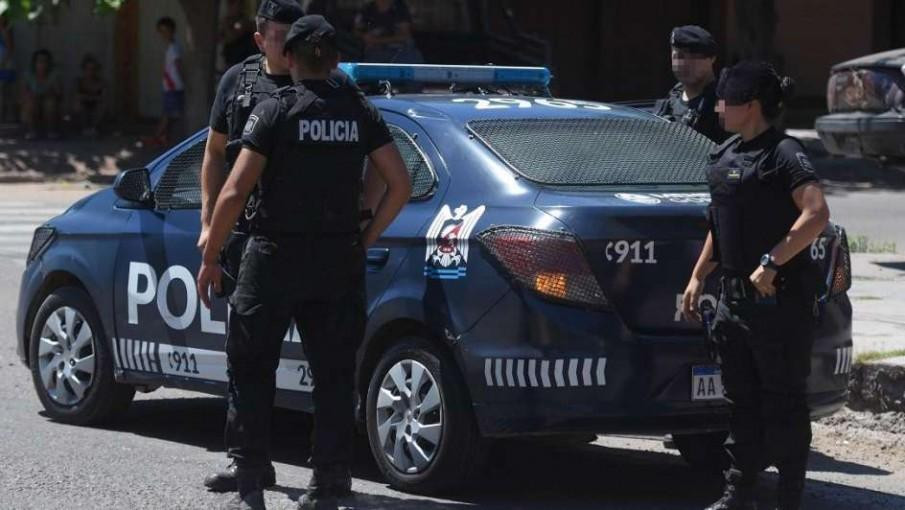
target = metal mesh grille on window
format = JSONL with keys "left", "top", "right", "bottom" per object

{"left": 389, "top": 125, "right": 435, "bottom": 199}
{"left": 155, "top": 139, "right": 205, "bottom": 210}
{"left": 467, "top": 117, "right": 715, "bottom": 186}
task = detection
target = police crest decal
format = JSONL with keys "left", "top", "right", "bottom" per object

{"left": 424, "top": 204, "right": 486, "bottom": 280}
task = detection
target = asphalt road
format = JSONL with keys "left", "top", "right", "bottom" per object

{"left": 0, "top": 184, "right": 903, "bottom": 510}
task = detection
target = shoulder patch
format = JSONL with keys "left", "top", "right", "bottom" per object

{"left": 795, "top": 152, "right": 816, "bottom": 173}
{"left": 243, "top": 114, "right": 259, "bottom": 135}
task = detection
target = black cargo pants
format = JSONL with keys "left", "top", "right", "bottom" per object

{"left": 712, "top": 276, "right": 817, "bottom": 499}
{"left": 224, "top": 233, "right": 366, "bottom": 472}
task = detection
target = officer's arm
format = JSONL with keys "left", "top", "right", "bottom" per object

{"left": 201, "top": 148, "right": 266, "bottom": 266}
{"left": 361, "top": 160, "right": 387, "bottom": 217}
{"left": 199, "top": 129, "right": 228, "bottom": 240}
{"left": 361, "top": 143, "right": 411, "bottom": 249}
{"left": 769, "top": 183, "right": 831, "bottom": 265}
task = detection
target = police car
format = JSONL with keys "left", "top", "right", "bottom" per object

{"left": 15, "top": 64, "right": 854, "bottom": 492}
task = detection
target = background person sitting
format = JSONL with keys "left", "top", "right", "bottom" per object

{"left": 72, "top": 54, "right": 106, "bottom": 137}
{"left": 354, "top": 0, "right": 423, "bottom": 64}
{"left": 21, "top": 48, "right": 62, "bottom": 140}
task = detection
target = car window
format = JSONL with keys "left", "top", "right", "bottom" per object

{"left": 388, "top": 124, "right": 436, "bottom": 200}
{"left": 155, "top": 138, "right": 205, "bottom": 210}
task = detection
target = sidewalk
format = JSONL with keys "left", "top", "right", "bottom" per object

{"left": 849, "top": 253, "right": 905, "bottom": 356}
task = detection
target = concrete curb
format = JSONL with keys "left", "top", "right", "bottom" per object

{"left": 848, "top": 357, "right": 905, "bottom": 413}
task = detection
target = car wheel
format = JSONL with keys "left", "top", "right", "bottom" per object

{"left": 366, "top": 336, "right": 486, "bottom": 493}
{"left": 29, "top": 287, "right": 135, "bottom": 425}
{"left": 673, "top": 431, "right": 730, "bottom": 473}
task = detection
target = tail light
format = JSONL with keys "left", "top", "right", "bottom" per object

{"left": 478, "top": 226, "right": 609, "bottom": 309}
{"left": 830, "top": 227, "right": 852, "bottom": 296}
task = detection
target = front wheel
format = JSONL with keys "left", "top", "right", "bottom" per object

{"left": 29, "top": 287, "right": 135, "bottom": 425}
{"left": 365, "top": 337, "right": 486, "bottom": 493}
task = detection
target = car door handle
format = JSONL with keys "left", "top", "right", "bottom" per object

{"left": 367, "top": 248, "right": 390, "bottom": 269}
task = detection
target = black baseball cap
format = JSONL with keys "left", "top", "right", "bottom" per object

{"left": 257, "top": 0, "right": 305, "bottom": 25}
{"left": 670, "top": 25, "right": 717, "bottom": 56}
{"left": 283, "top": 15, "right": 336, "bottom": 53}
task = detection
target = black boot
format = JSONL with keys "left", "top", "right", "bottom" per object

{"left": 223, "top": 469, "right": 267, "bottom": 510}
{"left": 297, "top": 465, "right": 350, "bottom": 510}
{"left": 775, "top": 476, "right": 805, "bottom": 510}
{"left": 205, "top": 460, "right": 277, "bottom": 492}
{"left": 705, "top": 471, "right": 757, "bottom": 510}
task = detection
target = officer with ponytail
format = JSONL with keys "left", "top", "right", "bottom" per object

{"left": 681, "top": 61, "right": 831, "bottom": 510}
{"left": 197, "top": 14, "right": 411, "bottom": 510}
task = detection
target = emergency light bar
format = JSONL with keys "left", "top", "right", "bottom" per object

{"left": 338, "top": 63, "right": 552, "bottom": 87}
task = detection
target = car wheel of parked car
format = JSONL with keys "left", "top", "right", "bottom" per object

{"left": 672, "top": 431, "right": 731, "bottom": 473}
{"left": 366, "top": 336, "right": 486, "bottom": 493}
{"left": 29, "top": 287, "right": 135, "bottom": 425}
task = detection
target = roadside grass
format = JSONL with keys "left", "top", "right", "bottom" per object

{"left": 855, "top": 349, "right": 905, "bottom": 364}
{"left": 848, "top": 235, "right": 897, "bottom": 254}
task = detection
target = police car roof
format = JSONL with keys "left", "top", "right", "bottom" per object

{"left": 370, "top": 94, "right": 653, "bottom": 125}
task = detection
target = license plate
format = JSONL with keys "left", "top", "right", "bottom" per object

{"left": 691, "top": 365, "right": 725, "bottom": 401}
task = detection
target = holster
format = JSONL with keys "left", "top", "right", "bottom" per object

{"left": 700, "top": 300, "right": 719, "bottom": 362}
{"left": 215, "top": 231, "right": 249, "bottom": 298}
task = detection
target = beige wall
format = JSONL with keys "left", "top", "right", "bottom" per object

{"left": 137, "top": 0, "right": 191, "bottom": 119}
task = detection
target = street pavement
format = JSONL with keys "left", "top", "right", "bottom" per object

{"left": 0, "top": 183, "right": 903, "bottom": 509}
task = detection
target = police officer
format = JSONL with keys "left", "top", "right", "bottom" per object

{"left": 199, "top": 0, "right": 305, "bottom": 494}
{"left": 197, "top": 14, "right": 411, "bottom": 510}
{"left": 655, "top": 25, "right": 730, "bottom": 143}
{"left": 681, "top": 61, "right": 831, "bottom": 510}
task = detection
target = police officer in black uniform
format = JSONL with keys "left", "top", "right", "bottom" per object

{"left": 197, "top": 14, "right": 411, "bottom": 510}
{"left": 655, "top": 25, "right": 730, "bottom": 143}
{"left": 199, "top": 0, "right": 304, "bottom": 494}
{"left": 681, "top": 61, "right": 831, "bottom": 510}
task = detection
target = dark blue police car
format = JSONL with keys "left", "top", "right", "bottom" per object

{"left": 16, "top": 64, "right": 854, "bottom": 492}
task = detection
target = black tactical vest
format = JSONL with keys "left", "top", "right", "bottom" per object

{"left": 225, "top": 55, "right": 280, "bottom": 167}
{"left": 254, "top": 81, "right": 371, "bottom": 235}
{"left": 706, "top": 130, "right": 811, "bottom": 279}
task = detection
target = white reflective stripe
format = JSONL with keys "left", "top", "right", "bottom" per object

{"left": 834, "top": 348, "right": 842, "bottom": 375}
{"left": 596, "top": 358, "right": 607, "bottom": 386}
{"left": 118, "top": 338, "right": 129, "bottom": 369}
{"left": 129, "top": 339, "right": 139, "bottom": 371}
{"left": 541, "top": 360, "right": 551, "bottom": 388}
{"left": 505, "top": 358, "right": 515, "bottom": 387}
{"left": 494, "top": 358, "right": 504, "bottom": 387}
{"left": 528, "top": 359, "right": 538, "bottom": 387}
{"left": 484, "top": 358, "right": 494, "bottom": 386}
{"left": 139, "top": 341, "right": 148, "bottom": 371}
{"left": 582, "top": 358, "right": 593, "bottom": 386}
{"left": 554, "top": 359, "right": 565, "bottom": 387}
{"left": 516, "top": 359, "right": 526, "bottom": 387}
{"left": 845, "top": 347, "right": 853, "bottom": 373}
{"left": 568, "top": 358, "right": 579, "bottom": 387}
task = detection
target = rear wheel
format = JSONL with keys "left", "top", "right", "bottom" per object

{"left": 673, "top": 431, "right": 731, "bottom": 473}
{"left": 365, "top": 337, "right": 486, "bottom": 493}
{"left": 29, "top": 287, "right": 135, "bottom": 425}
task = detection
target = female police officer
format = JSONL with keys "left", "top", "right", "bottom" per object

{"left": 681, "top": 61, "right": 831, "bottom": 510}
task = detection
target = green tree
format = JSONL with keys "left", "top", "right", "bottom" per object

{"left": 0, "top": 1, "right": 127, "bottom": 20}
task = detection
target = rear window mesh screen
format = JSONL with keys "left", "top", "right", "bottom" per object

{"left": 468, "top": 118, "right": 715, "bottom": 185}
{"left": 155, "top": 139, "right": 205, "bottom": 210}
{"left": 389, "top": 125, "right": 436, "bottom": 199}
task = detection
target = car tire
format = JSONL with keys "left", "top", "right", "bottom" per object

{"left": 673, "top": 431, "right": 730, "bottom": 473}
{"left": 29, "top": 287, "right": 135, "bottom": 425}
{"left": 365, "top": 336, "right": 486, "bottom": 493}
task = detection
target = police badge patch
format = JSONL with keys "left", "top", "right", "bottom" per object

{"left": 243, "top": 115, "right": 259, "bottom": 135}
{"left": 424, "top": 204, "right": 486, "bottom": 280}
{"left": 796, "top": 152, "right": 816, "bottom": 174}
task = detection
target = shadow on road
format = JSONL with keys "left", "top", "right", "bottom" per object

{"left": 54, "top": 394, "right": 905, "bottom": 510}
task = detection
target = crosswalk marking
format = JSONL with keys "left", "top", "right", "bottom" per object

{"left": 0, "top": 201, "right": 65, "bottom": 267}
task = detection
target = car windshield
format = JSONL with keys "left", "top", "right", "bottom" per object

{"left": 467, "top": 117, "right": 715, "bottom": 186}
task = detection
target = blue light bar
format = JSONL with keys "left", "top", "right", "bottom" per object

{"left": 338, "top": 63, "right": 551, "bottom": 87}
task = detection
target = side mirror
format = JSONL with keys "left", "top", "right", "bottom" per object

{"left": 113, "top": 168, "right": 154, "bottom": 206}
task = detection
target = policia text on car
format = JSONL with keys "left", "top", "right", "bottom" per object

{"left": 682, "top": 62, "right": 832, "bottom": 510}
{"left": 196, "top": 13, "right": 411, "bottom": 510}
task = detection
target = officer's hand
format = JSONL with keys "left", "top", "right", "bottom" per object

{"left": 196, "top": 262, "right": 222, "bottom": 309}
{"left": 681, "top": 278, "right": 705, "bottom": 323}
{"left": 749, "top": 266, "right": 777, "bottom": 297}
{"left": 197, "top": 228, "right": 209, "bottom": 253}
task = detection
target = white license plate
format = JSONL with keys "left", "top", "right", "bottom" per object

{"left": 691, "top": 365, "right": 725, "bottom": 401}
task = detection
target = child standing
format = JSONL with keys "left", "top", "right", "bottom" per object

{"left": 147, "top": 16, "right": 184, "bottom": 147}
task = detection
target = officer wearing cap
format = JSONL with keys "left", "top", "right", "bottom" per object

{"left": 197, "top": 14, "right": 411, "bottom": 510}
{"left": 199, "top": 0, "right": 305, "bottom": 495}
{"left": 681, "top": 61, "right": 831, "bottom": 510}
{"left": 654, "top": 25, "right": 729, "bottom": 143}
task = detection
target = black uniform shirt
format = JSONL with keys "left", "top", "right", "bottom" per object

{"left": 706, "top": 128, "right": 819, "bottom": 280}
{"left": 655, "top": 81, "right": 729, "bottom": 143}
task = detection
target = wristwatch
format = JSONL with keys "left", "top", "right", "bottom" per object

{"left": 760, "top": 253, "right": 780, "bottom": 271}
